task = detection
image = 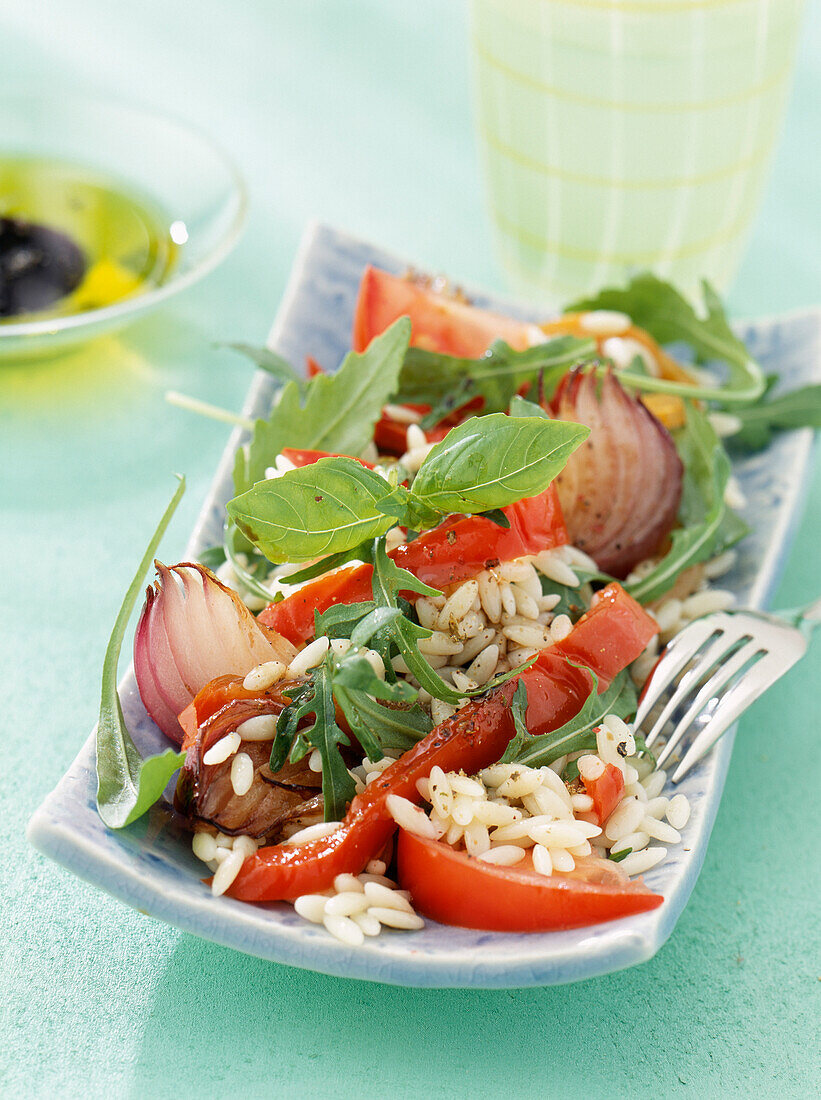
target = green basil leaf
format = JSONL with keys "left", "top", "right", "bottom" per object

{"left": 567, "top": 273, "right": 765, "bottom": 405}
{"left": 233, "top": 317, "right": 411, "bottom": 494}
{"left": 539, "top": 567, "right": 612, "bottom": 621}
{"left": 197, "top": 544, "right": 227, "bottom": 571}
{"left": 96, "top": 478, "right": 187, "bottom": 829}
{"left": 375, "top": 483, "right": 447, "bottom": 532}
{"left": 508, "top": 394, "right": 548, "bottom": 419}
{"left": 228, "top": 457, "right": 394, "bottom": 562}
{"left": 504, "top": 669, "right": 637, "bottom": 768}
{"left": 276, "top": 542, "right": 375, "bottom": 586}
{"left": 411, "top": 414, "right": 589, "bottom": 514}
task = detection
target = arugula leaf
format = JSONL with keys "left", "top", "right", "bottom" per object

{"left": 315, "top": 600, "right": 377, "bottom": 640}
{"left": 333, "top": 690, "right": 432, "bottom": 757}
{"left": 626, "top": 403, "right": 742, "bottom": 605}
{"left": 567, "top": 273, "right": 765, "bottom": 405}
{"left": 228, "top": 457, "right": 395, "bottom": 562}
{"left": 233, "top": 317, "right": 411, "bottom": 494}
{"left": 411, "top": 414, "right": 589, "bottom": 514}
{"left": 729, "top": 383, "right": 821, "bottom": 450}
{"left": 539, "top": 566, "right": 610, "bottom": 620}
{"left": 498, "top": 681, "right": 530, "bottom": 763}
{"left": 503, "top": 669, "right": 637, "bottom": 768}
{"left": 370, "top": 540, "right": 463, "bottom": 705}
{"left": 226, "top": 343, "right": 306, "bottom": 392}
{"left": 273, "top": 654, "right": 356, "bottom": 821}
{"left": 332, "top": 653, "right": 415, "bottom": 702}
{"left": 96, "top": 479, "right": 187, "bottom": 829}
{"left": 396, "top": 334, "right": 596, "bottom": 413}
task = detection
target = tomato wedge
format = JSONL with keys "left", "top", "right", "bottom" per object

{"left": 583, "top": 763, "right": 625, "bottom": 825}
{"left": 353, "top": 266, "right": 537, "bottom": 358}
{"left": 396, "top": 831, "right": 661, "bottom": 931}
{"left": 258, "top": 484, "right": 568, "bottom": 647}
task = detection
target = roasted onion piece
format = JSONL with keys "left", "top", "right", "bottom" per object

{"left": 550, "top": 370, "right": 683, "bottom": 577}
{"left": 174, "top": 686, "right": 323, "bottom": 839}
{"left": 134, "top": 562, "right": 296, "bottom": 744}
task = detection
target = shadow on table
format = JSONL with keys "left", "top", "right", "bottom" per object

{"left": 124, "top": 896, "right": 750, "bottom": 1100}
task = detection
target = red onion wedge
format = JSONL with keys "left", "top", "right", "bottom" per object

{"left": 134, "top": 562, "right": 297, "bottom": 743}
{"left": 550, "top": 370, "right": 683, "bottom": 577}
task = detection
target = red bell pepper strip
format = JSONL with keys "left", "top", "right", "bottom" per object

{"left": 258, "top": 484, "right": 568, "bottom": 646}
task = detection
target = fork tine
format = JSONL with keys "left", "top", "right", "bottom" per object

{"left": 671, "top": 647, "right": 804, "bottom": 782}
{"left": 654, "top": 639, "right": 765, "bottom": 768}
{"left": 633, "top": 617, "right": 724, "bottom": 734}
{"left": 642, "top": 627, "right": 741, "bottom": 748}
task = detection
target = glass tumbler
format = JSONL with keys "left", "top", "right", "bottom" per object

{"left": 470, "top": 0, "right": 806, "bottom": 305}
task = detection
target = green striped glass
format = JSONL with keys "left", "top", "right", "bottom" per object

{"left": 470, "top": 0, "right": 805, "bottom": 304}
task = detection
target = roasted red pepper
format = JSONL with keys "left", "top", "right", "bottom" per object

{"left": 225, "top": 583, "right": 656, "bottom": 901}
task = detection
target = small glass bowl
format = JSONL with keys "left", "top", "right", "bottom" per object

{"left": 0, "top": 94, "right": 247, "bottom": 358}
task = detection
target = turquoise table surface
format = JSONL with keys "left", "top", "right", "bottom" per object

{"left": 3, "top": 1, "right": 820, "bottom": 1096}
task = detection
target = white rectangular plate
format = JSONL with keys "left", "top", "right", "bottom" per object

{"left": 28, "top": 223, "right": 821, "bottom": 987}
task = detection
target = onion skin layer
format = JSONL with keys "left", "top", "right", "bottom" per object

{"left": 133, "top": 561, "right": 295, "bottom": 744}
{"left": 551, "top": 370, "right": 683, "bottom": 578}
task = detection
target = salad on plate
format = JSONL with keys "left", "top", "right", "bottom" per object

{"left": 94, "top": 263, "right": 820, "bottom": 949}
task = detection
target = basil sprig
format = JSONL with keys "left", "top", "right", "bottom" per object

{"left": 96, "top": 479, "right": 187, "bottom": 829}
{"left": 228, "top": 414, "right": 589, "bottom": 564}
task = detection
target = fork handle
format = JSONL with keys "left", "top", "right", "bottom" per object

{"left": 777, "top": 596, "right": 821, "bottom": 636}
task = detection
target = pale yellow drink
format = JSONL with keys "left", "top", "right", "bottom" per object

{"left": 470, "top": 0, "right": 805, "bottom": 305}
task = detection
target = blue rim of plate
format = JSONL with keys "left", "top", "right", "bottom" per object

{"left": 27, "top": 222, "right": 821, "bottom": 987}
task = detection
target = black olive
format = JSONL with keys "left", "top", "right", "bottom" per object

{"left": 0, "top": 216, "right": 86, "bottom": 317}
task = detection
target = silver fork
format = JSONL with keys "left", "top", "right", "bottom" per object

{"left": 633, "top": 597, "right": 821, "bottom": 782}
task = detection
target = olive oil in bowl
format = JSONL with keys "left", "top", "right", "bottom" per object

{"left": 0, "top": 156, "right": 178, "bottom": 324}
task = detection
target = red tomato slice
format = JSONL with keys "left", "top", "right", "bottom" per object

{"left": 258, "top": 485, "right": 568, "bottom": 646}
{"left": 396, "top": 831, "right": 662, "bottom": 931}
{"left": 280, "top": 447, "right": 376, "bottom": 471}
{"left": 353, "top": 266, "right": 536, "bottom": 358}
{"left": 583, "top": 763, "right": 625, "bottom": 824}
